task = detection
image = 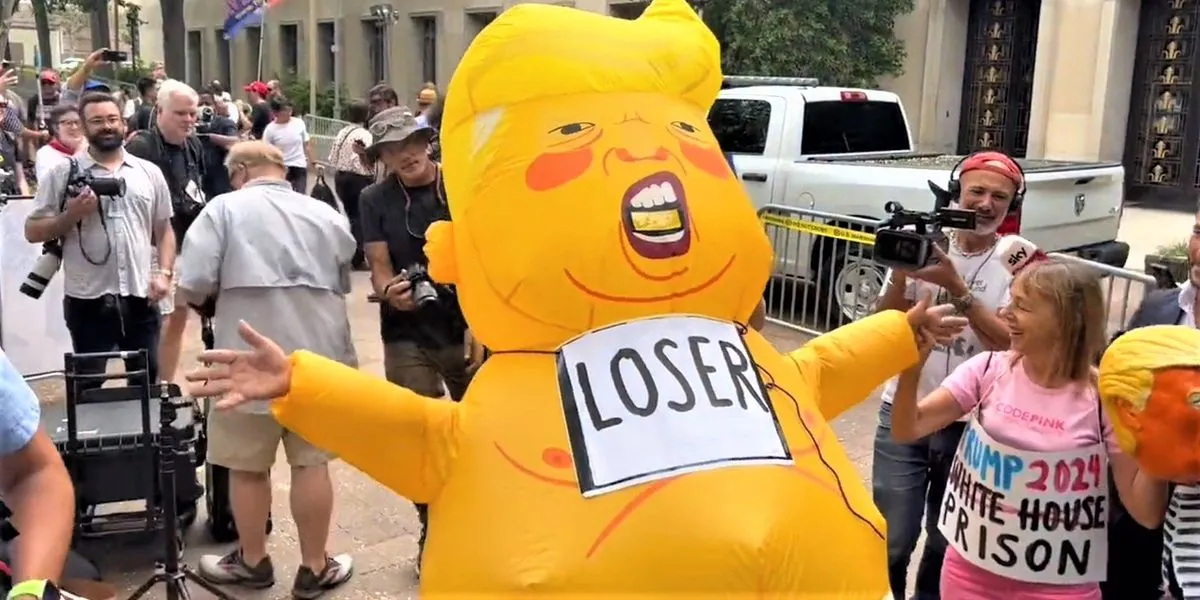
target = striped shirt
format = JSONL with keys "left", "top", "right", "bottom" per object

{"left": 1165, "top": 484, "right": 1200, "bottom": 598}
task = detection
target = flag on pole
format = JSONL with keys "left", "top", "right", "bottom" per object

{"left": 224, "top": 0, "right": 284, "bottom": 39}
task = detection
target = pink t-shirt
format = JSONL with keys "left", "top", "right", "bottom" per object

{"left": 938, "top": 351, "right": 1120, "bottom": 600}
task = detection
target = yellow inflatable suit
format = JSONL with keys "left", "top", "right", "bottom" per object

{"left": 1099, "top": 325, "right": 1200, "bottom": 481}
{"left": 268, "top": 0, "right": 921, "bottom": 596}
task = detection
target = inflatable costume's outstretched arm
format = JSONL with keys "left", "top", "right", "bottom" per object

{"left": 270, "top": 351, "right": 458, "bottom": 503}
{"left": 785, "top": 310, "right": 918, "bottom": 420}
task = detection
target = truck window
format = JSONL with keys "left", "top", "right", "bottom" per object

{"left": 708, "top": 99, "right": 771, "bottom": 154}
{"left": 800, "top": 100, "right": 910, "bottom": 155}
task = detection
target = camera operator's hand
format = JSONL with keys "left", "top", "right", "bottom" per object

{"left": 384, "top": 274, "right": 417, "bottom": 311}
{"left": 186, "top": 320, "right": 292, "bottom": 408}
{"left": 63, "top": 188, "right": 98, "bottom": 223}
{"left": 901, "top": 245, "right": 967, "bottom": 295}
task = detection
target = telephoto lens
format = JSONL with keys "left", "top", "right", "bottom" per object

{"left": 20, "top": 242, "right": 63, "bottom": 299}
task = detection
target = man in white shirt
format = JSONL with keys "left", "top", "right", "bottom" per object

{"left": 261, "top": 96, "right": 312, "bottom": 193}
{"left": 870, "top": 151, "right": 1021, "bottom": 600}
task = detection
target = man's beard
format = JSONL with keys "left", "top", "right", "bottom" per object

{"left": 88, "top": 130, "right": 123, "bottom": 151}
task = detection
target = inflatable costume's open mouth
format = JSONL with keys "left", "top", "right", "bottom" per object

{"left": 621, "top": 171, "right": 691, "bottom": 259}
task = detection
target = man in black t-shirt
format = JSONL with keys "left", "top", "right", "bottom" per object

{"left": 127, "top": 77, "right": 159, "bottom": 134}
{"left": 358, "top": 107, "right": 472, "bottom": 574}
{"left": 244, "top": 81, "right": 272, "bottom": 140}
{"left": 125, "top": 79, "right": 207, "bottom": 386}
{"left": 196, "top": 90, "right": 240, "bottom": 198}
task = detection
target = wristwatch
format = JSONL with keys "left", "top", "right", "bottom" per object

{"left": 949, "top": 291, "right": 975, "bottom": 313}
{"left": 7, "top": 580, "right": 60, "bottom": 600}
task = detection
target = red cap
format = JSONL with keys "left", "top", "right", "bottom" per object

{"left": 243, "top": 81, "right": 269, "bottom": 96}
{"left": 960, "top": 151, "right": 1024, "bottom": 191}
{"left": 39, "top": 70, "right": 58, "bottom": 84}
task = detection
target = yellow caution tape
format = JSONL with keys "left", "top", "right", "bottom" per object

{"left": 760, "top": 214, "right": 876, "bottom": 246}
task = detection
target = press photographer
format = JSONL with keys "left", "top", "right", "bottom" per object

{"left": 126, "top": 79, "right": 206, "bottom": 384}
{"left": 870, "top": 150, "right": 1021, "bottom": 600}
{"left": 358, "top": 107, "right": 473, "bottom": 571}
{"left": 196, "top": 88, "right": 240, "bottom": 198}
{"left": 22, "top": 92, "right": 175, "bottom": 386}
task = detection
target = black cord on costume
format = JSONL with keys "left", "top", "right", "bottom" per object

{"left": 752, "top": 360, "right": 885, "bottom": 540}
{"left": 491, "top": 321, "right": 883, "bottom": 539}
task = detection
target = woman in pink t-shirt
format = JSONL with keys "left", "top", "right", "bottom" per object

{"left": 889, "top": 260, "right": 1166, "bottom": 599}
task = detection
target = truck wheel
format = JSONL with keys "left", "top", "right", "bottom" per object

{"left": 820, "top": 244, "right": 886, "bottom": 327}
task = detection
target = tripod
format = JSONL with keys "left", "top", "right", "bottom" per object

{"left": 125, "top": 384, "right": 237, "bottom": 600}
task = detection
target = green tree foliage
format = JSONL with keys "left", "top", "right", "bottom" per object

{"left": 278, "top": 75, "right": 349, "bottom": 119}
{"left": 700, "top": 0, "right": 914, "bottom": 87}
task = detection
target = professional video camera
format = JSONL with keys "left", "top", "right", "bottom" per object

{"left": 397, "top": 263, "right": 441, "bottom": 308}
{"left": 873, "top": 200, "right": 976, "bottom": 270}
{"left": 20, "top": 169, "right": 126, "bottom": 299}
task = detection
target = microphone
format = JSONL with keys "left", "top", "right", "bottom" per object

{"left": 996, "top": 235, "right": 1048, "bottom": 275}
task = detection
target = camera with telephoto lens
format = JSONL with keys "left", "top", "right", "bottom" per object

{"left": 399, "top": 263, "right": 440, "bottom": 308}
{"left": 196, "top": 105, "right": 215, "bottom": 133}
{"left": 20, "top": 171, "right": 126, "bottom": 299}
{"left": 19, "top": 241, "right": 63, "bottom": 299}
{"left": 67, "top": 171, "right": 126, "bottom": 198}
{"left": 872, "top": 201, "right": 976, "bottom": 271}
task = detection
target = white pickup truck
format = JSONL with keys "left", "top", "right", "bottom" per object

{"left": 710, "top": 76, "right": 1130, "bottom": 321}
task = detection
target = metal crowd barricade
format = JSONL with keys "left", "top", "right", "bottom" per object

{"left": 1046, "top": 252, "right": 1155, "bottom": 340}
{"left": 758, "top": 203, "right": 1155, "bottom": 340}
{"left": 757, "top": 205, "right": 884, "bottom": 336}
{"left": 304, "top": 114, "right": 352, "bottom": 164}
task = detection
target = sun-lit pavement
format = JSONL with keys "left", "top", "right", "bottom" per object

{"left": 25, "top": 272, "right": 886, "bottom": 599}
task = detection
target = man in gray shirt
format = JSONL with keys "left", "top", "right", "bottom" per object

{"left": 24, "top": 92, "right": 175, "bottom": 385}
{"left": 179, "top": 141, "right": 355, "bottom": 596}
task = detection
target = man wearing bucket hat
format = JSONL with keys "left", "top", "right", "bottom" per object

{"left": 358, "top": 106, "right": 473, "bottom": 574}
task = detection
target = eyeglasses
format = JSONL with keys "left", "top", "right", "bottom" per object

{"left": 85, "top": 116, "right": 124, "bottom": 127}
{"left": 57, "top": 119, "right": 82, "bottom": 128}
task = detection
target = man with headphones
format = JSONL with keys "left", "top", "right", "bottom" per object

{"left": 871, "top": 151, "right": 1022, "bottom": 599}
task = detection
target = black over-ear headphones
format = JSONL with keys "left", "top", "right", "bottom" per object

{"left": 945, "top": 151, "right": 1027, "bottom": 213}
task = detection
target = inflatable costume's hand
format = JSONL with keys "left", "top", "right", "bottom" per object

{"left": 187, "top": 320, "right": 292, "bottom": 407}
{"left": 186, "top": 322, "right": 459, "bottom": 501}
{"left": 781, "top": 295, "right": 960, "bottom": 420}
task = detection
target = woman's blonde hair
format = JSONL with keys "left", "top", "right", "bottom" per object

{"left": 1016, "top": 260, "right": 1108, "bottom": 382}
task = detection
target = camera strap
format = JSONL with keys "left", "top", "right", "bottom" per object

{"left": 65, "top": 157, "right": 113, "bottom": 266}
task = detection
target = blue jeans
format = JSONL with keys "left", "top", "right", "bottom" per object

{"left": 872, "top": 401, "right": 965, "bottom": 600}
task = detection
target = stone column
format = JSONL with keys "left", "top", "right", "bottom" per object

{"left": 1025, "top": 0, "right": 1139, "bottom": 161}
{"left": 879, "top": 0, "right": 969, "bottom": 153}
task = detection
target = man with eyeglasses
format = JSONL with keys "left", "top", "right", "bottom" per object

{"left": 23, "top": 92, "right": 175, "bottom": 386}
{"left": 358, "top": 107, "right": 473, "bottom": 575}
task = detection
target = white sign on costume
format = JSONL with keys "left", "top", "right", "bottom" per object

{"left": 938, "top": 418, "right": 1108, "bottom": 584}
{"left": 0, "top": 199, "right": 73, "bottom": 376}
{"left": 556, "top": 315, "right": 792, "bottom": 498}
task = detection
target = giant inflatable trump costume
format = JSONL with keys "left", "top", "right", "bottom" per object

{"left": 217, "top": 0, "right": 927, "bottom": 595}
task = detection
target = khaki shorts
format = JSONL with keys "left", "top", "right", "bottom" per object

{"left": 206, "top": 409, "right": 333, "bottom": 472}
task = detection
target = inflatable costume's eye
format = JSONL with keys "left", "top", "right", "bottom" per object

{"left": 550, "top": 122, "right": 596, "bottom": 136}
{"left": 670, "top": 121, "right": 699, "bottom": 133}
